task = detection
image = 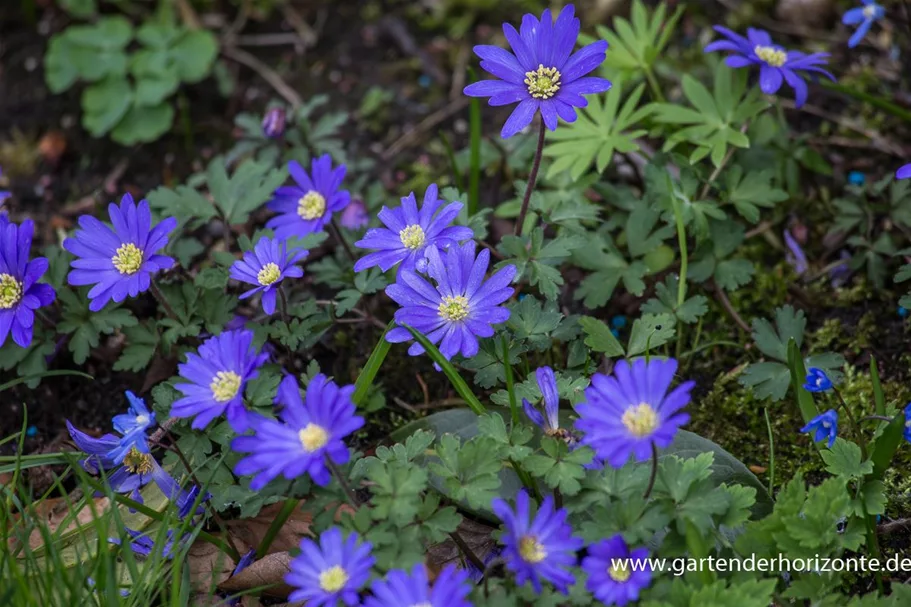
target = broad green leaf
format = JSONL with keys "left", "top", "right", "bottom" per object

{"left": 626, "top": 313, "right": 675, "bottom": 357}
{"left": 578, "top": 316, "right": 625, "bottom": 357}
{"left": 110, "top": 102, "right": 175, "bottom": 145}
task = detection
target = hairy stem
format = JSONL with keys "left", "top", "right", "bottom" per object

{"left": 515, "top": 120, "right": 546, "bottom": 237}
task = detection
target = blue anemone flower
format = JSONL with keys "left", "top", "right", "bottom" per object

{"left": 0, "top": 218, "right": 55, "bottom": 348}
{"left": 843, "top": 1, "right": 885, "bottom": 48}
{"left": 804, "top": 367, "right": 833, "bottom": 392}
{"left": 353, "top": 184, "right": 474, "bottom": 274}
{"left": 231, "top": 374, "right": 364, "bottom": 489}
{"left": 266, "top": 155, "right": 350, "bottom": 240}
{"left": 285, "top": 528, "right": 374, "bottom": 607}
{"left": 363, "top": 564, "right": 472, "bottom": 607}
{"left": 170, "top": 329, "right": 269, "bottom": 432}
{"left": 463, "top": 4, "right": 612, "bottom": 138}
{"left": 385, "top": 242, "right": 516, "bottom": 361}
{"left": 582, "top": 535, "right": 652, "bottom": 606}
{"left": 229, "top": 236, "right": 307, "bottom": 315}
{"left": 801, "top": 409, "right": 839, "bottom": 448}
{"left": 64, "top": 194, "right": 177, "bottom": 312}
{"left": 492, "top": 489, "right": 582, "bottom": 594}
{"left": 522, "top": 366, "right": 566, "bottom": 435}
{"left": 575, "top": 358, "right": 693, "bottom": 469}
{"left": 898, "top": 164, "right": 911, "bottom": 180}
{"left": 704, "top": 26, "right": 834, "bottom": 107}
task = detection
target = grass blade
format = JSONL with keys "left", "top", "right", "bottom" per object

{"left": 352, "top": 321, "right": 394, "bottom": 406}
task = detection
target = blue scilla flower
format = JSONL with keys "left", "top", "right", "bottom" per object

{"left": 898, "top": 164, "right": 911, "bottom": 180}
{"left": 0, "top": 218, "right": 55, "bottom": 348}
{"left": 843, "top": 1, "right": 885, "bottom": 48}
{"left": 847, "top": 171, "right": 866, "bottom": 186}
{"left": 385, "top": 242, "right": 516, "bottom": 361}
{"left": 364, "top": 564, "right": 472, "bottom": 607}
{"left": 804, "top": 367, "right": 833, "bottom": 392}
{"left": 266, "top": 155, "right": 350, "bottom": 240}
{"left": 575, "top": 358, "right": 693, "bottom": 469}
{"left": 229, "top": 236, "right": 307, "bottom": 315}
{"left": 801, "top": 409, "right": 839, "bottom": 448}
{"left": 902, "top": 404, "right": 911, "bottom": 444}
{"left": 492, "top": 489, "right": 582, "bottom": 594}
{"left": 704, "top": 26, "right": 834, "bottom": 107}
{"left": 463, "top": 4, "right": 612, "bottom": 138}
{"left": 170, "top": 329, "right": 269, "bottom": 432}
{"left": 65, "top": 392, "right": 155, "bottom": 467}
{"left": 285, "top": 528, "right": 374, "bottom": 607}
{"left": 582, "top": 535, "right": 652, "bottom": 606}
{"left": 64, "top": 194, "right": 177, "bottom": 312}
{"left": 353, "top": 184, "right": 474, "bottom": 274}
{"left": 231, "top": 374, "right": 364, "bottom": 489}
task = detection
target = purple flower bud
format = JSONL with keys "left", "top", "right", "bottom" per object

{"left": 261, "top": 107, "right": 286, "bottom": 139}
{"left": 784, "top": 229, "right": 808, "bottom": 275}
{"left": 339, "top": 199, "right": 369, "bottom": 230}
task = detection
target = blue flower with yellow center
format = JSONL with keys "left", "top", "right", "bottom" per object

{"left": 575, "top": 358, "right": 693, "bottom": 468}
{"left": 285, "top": 528, "right": 374, "bottom": 607}
{"left": 363, "top": 564, "right": 472, "bottom": 607}
{"left": 463, "top": 4, "right": 611, "bottom": 138}
{"left": 266, "top": 155, "right": 350, "bottom": 240}
{"left": 171, "top": 329, "right": 269, "bottom": 432}
{"left": 229, "top": 236, "right": 307, "bottom": 315}
{"left": 492, "top": 490, "right": 582, "bottom": 594}
{"left": 231, "top": 373, "right": 363, "bottom": 489}
{"left": 582, "top": 535, "right": 652, "bottom": 606}
{"left": 0, "top": 218, "right": 55, "bottom": 348}
{"left": 64, "top": 194, "right": 177, "bottom": 312}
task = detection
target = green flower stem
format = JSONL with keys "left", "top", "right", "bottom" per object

{"left": 327, "top": 458, "right": 359, "bottom": 509}
{"left": 644, "top": 66, "right": 665, "bottom": 103}
{"left": 515, "top": 120, "right": 546, "bottom": 237}
{"left": 502, "top": 335, "right": 519, "bottom": 426}
{"left": 469, "top": 94, "right": 482, "bottom": 216}
{"left": 830, "top": 386, "right": 867, "bottom": 459}
{"left": 330, "top": 217, "right": 357, "bottom": 262}
{"left": 642, "top": 442, "right": 659, "bottom": 499}
{"left": 256, "top": 497, "right": 300, "bottom": 559}
{"left": 150, "top": 280, "right": 180, "bottom": 322}
{"left": 764, "top": 408, "right": 775, "bottom": 495}
{"left": 669, "top": 192, "right": 688, "bottom": 360}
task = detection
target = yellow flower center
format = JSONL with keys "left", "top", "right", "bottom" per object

{"left": 518, "top": 535, "right": 547, "bottom": 563}
{"left": 399, "top": 224, "right": 426, "bottom": 250}
{"left": 863, "top": 5, "right": 877, "bottom": 18}
{"left": 123, "top": 446, "right": 154, "bottom": 475}
{"left": 112, "top": 243, "right": 143, "bottom": 275}
{"left": 525, "top": 64, "right": 561, "bottom": 99}
{"left": 438, "top": 295, "right": 470, "bottom": 322}
{"left": 318, "top": 565, "right": 348, "bottom": 592}
{"left": 621, "top": 403, "right": 659, "bottom": 438}
{"left": 0, "top": 274, "right": 23, "bottom": 309}
{"left": 299, "top": 423, "right": 330, "bottom": 452}
{"left": 297, "top": 191, "right": 326, "bottom": 221}
{"left": 754, "top": 45, "right": 787, "bottom": 68}
{"left": 257, "top": 262, "right": 281, "bottom": 286}
{"left": 608, "top": 559, "right": 632, "bottom": 582}
{"left": 210, "top": 371, "right": 242, "bottom": 402}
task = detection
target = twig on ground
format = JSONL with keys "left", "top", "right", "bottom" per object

{"left": 221, "top": 46, "right": 303, "bottom": 109}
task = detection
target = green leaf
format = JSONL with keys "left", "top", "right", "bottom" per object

{"left": 195, "top": 267, "right": 229, "bottom": 290}
{"left": 641, "top": 274, "right": 708, "bottom": 324}
{"left": 81, "top": 77, "right": 132, "bottom": 136}
{"left": 171, "top": 30, "right": 218, "bottom": 83}
{"left": 207, "top": 157, "right": 287, "bottom": 224}
{"left": 578, "top": 316, "right": 625, "bottom": 357}
{"left": 429, "top": 434, "right": 503, "bottom": 510}
{"left": 147, "top": 184, "right": 217, "bottom": 225}
{"left": 626, "top": 313, "right": 675, "bottom": 357}
{"left": 113, "top": 321, "right": 159, "bottom": 372}
{"left": 110, "top": 102, "right": 175, "bottom": 145}
{"left": 543, "top": 83, "right": 652, "bottom": 179}
{"left": 58, "top": 289, "right": 138, "bottom": 364}
{"left": 820, "top": 439, "right": 873, "bottom": 479}
{"left": 59, "top": 0, "right": 97, "bottom": 18}
{"left": 506, "top": 296, "right": 564, "bottom": 352}
{"left": 722, "top": 166, "right": 788, "bottom": 223}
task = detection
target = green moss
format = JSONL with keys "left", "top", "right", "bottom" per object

{"left": 691, "top": 363, "right": 911, "bottom": 511}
